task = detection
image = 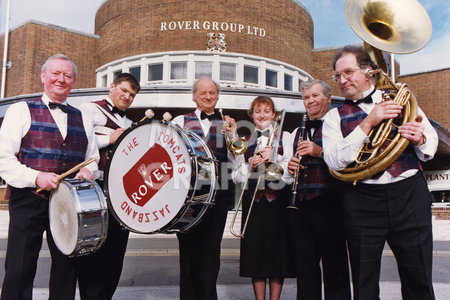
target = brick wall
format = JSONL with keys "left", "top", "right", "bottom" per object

{"left": 94, "top": 0, "right": 314, "bottom": 73}
{"left": 0, "top": 22, "right": 98, "bottom": 98}
{"left": 399, "top": 69, "right": 450, "bottom": 128}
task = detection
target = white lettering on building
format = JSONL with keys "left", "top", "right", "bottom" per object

{"left": 160, "top": 20, "right": 266, "bottom": 37}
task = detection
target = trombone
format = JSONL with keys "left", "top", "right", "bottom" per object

{"left": 219, "top": 109, "right": 248, "bottom": 155}
{"left": 229, "top": 110, "right": 287, "bottom": 238}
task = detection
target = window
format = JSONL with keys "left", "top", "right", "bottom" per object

{"left": 129, "top": 66, "right": 141, "bottom": 82}
{"left": 284, "top": 74, "right": 293, "bottom": 91}
{"left": 244, "top": 65, "right": 258, "bottom": 84}
{"left": 113, "top": 70, "right": 122, "bottom": 80}
{"left": 266, "top": 69, "right": 277, "bottom": 88}
{"left": 148, "top": 63, "right": 163, "bottom": 81}
{"left": 101, "top": 75, "right": 107, "bottom": 87}
{"left": 170, "top": 62, "right": 187, "bottom": 80}
{"left": 195, "top": 62, "right": 212, "bottom": 79}
{"left": 220, "top": 63, "right": 236, "bottom": 81}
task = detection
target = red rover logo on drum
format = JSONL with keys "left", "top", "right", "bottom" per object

{"left": 123, "top": 143, "right": 174, "bottom": 207}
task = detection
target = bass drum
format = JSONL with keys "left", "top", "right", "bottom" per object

{"left": 104, "top": 121, "right": 218, "bottom": 234}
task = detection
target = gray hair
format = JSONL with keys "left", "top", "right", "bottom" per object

{"left": 192, "top": 78, "right": 220, "bottom": 100}
{"left": 300, "top": 79, "right": 331, "bottom": 98}
{"left": 41, "top": 54, "right": 78, "bottom": 78}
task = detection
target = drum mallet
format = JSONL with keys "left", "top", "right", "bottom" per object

{"left": 36, "top": 158, "right": 96, "bottom": 193}
{"left": 163, "top": 112, "right": 172, "bottom": 122}
{"left": 139, "top": 109, "right": 155, "bottom": 122}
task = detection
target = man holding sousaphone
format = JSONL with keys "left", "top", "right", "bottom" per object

{"left": 322, "top": 45, "right": 438, "bottom": 299}
{"left": 172, "top": 77, "right": 236, "bottom": 300}
{"left": 283, "top": 79, "right": 351, "bottom": 300}
{"left": 0, "top": 54, "right": 99, "bottom": 299}
{"left": 78, "top": 72, "right": 141, "bottom": 299}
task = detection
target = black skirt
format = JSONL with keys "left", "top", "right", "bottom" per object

{"left": 239, "top": 194, "right": 295, "bottom": 278}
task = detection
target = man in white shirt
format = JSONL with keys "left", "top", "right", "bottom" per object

{"left": 172, "top": 78, "right": 233, "bottom": 300}
{"left": 78, "top": 72, "right": 140, "bottom": 299}
{"left": 0, "top": 54, "right": 99, "bottom": 299}
{"left": 322, "top": 45, "right": 438, "bottom": 300}
{"left": 284, "top": 79, "right": 350, "bottom": 300}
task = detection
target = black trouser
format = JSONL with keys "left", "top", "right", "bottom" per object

{"left": 288, "top": 194, "right": 351, "bottom": 300}
{"left": 343, "top": 172, "right": 435, "bottom": 300}
{"left": 176, "top": 192, "right": 229, "bottom": 300}
{"left": 1, "top": 188, "right": 77, "bottom": 300}
{"left": 77, "top": 181, "right": 130, "bottom": 300}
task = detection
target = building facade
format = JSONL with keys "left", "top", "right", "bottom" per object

{"left": 0, "top": 0, "right": 449, "bottom": 209}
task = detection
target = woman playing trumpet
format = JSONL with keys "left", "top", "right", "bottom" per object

{"left": 231, "top": 96, "right": 294, "bottom": 300}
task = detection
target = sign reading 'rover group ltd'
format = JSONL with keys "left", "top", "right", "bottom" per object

{"left": 160, "top": 20, "right": 266, "bottom": 37}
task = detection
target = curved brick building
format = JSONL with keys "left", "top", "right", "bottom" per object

{"left": 0, "top": 0, "right": 448, "bottom": 206}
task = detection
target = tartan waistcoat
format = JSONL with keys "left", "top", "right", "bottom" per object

{"left": 19, "top": 98, "right": 88, "bottom": 174}
{"left": 92, "top": 99, "right": 121, "bottom": 171}
{"left": 243, "top": 132, "right": 286, "bottom": 202}
{"left": 183, "top": 112, "right": 228, "bottom": 165}
{"left": 292, "top": 126, "right": 338, "bottom": 201}
{"left": 338, "top": 103, "right": 421, "bottom": 177}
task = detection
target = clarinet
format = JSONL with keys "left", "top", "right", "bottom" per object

{"left": 287, "top": 114, "right": 308, "bottom": 210}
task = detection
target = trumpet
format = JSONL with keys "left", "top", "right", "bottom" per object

{"left": 229, "top": 110, "right": 286, "bottom": 238}
{"left": 219, "top": 109, "right": 248, "bottom": 155}
{"left": 287, "top": 114, "right": 308, "bottom": 210}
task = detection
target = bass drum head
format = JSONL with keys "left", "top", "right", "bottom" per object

{"left": 104, "top": 122, "right": 193, "bottom": 234}
{"left": 49, "top": 181, "right": 78, "bottom": 256}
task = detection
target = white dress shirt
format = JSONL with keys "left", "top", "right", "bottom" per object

{"left": 0, "top": 94, "right": 99, "bottom": 188}
{"left": 172, "top": 109, "right": 213, "bottom": 137}
{"left": 281, "top": 121, "right": 321, "bottom": 185}
{"left": 79, "top": 97, "right": 132, "bottom": 150}
{"left": 231, "top": 126, "right": 291, "bottom": 184}
{"left": 322, "top": 86, "right": 438, "bottom": 184}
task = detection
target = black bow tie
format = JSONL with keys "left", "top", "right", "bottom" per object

{"left": 306, "top": 119, "right": 323, "bottom": 130}
{"left": 256, "top": 129, "right": 270, "bottom": 138}
{"left": 345, "top": 89, "right": 376, "bottom": 106}
{"left": 112, "top": 107, "right": 126, "bottom": 117}
{"left": 200, "top": 111, "right": 217, "bottom": 121}
{"left": 49, "top": 102, "right": 68, "bottom": 113}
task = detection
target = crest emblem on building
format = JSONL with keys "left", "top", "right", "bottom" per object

{"left": 206, "top": 33, "right": 227, "bottom": 52}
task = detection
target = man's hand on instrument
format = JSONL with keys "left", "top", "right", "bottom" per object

{"left": 399, "top": 114, "right": 426, "bottom": 146}
{"left": 296, "top": 141, "right": 322, "bottom": 158}
{"left": 36, "top": 172, "right": 59, "bottom": 191}
{"left": 109, "top": 128, "right": 127, "bottom": 144}
{"left": 75, "top": 167, "right": 94, "bottom": 180}
{"left": 224, "top": 115, "right": 237, "bottom": 133}
{"left": 288, "top": 156, "right": 301, "bottom": 175}
{"left": 359, "top": 101, "right": 402, "bottom": 135}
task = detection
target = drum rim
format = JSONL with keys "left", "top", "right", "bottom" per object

{"left": 103, "top": 120, "right": 219, "bottom": 234}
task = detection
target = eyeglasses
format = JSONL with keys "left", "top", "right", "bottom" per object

{"left": 332, "top": 68, "right": 362, "bottom": 82}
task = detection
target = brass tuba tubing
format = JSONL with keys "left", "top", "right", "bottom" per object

{"left": 330, "top": 0, "right": 429, "bottom": 184}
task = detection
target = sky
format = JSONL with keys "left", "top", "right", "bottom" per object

{"left": 0, "top": 0, "right": 449, "bottom": 75}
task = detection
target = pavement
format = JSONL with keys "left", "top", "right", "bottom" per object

{"left": 0, "top": 210, "right": 450, "bottom": 299}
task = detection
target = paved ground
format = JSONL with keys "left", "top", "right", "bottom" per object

{"left": 0, "top": 210, "right": 449, "bottom": 299}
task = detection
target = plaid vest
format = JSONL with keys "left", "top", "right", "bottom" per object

{"left": 183, "top": 112, "right": 228, "bottom": 164}
{"left": 292, "top": 126, "right": 339, "bottom": 201}
{"left": 338, "top": 103, "right": 421, "bottom": 177}
{"left": 92, "top": 99, "right": 122, "bottom": 171}
{"left": 18, "top": 98, "right": 88, "bottom": 175}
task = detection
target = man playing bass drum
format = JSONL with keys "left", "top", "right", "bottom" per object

{"left": 283, "top": 79, "right": 350, "bottom": 300}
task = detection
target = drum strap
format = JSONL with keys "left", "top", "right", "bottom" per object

{"left": 94, "top": 103, "right": 127, "bottom": 128}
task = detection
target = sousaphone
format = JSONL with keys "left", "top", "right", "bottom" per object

{"left": 329, "top": 0, "right": 432, "bottom": 184}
